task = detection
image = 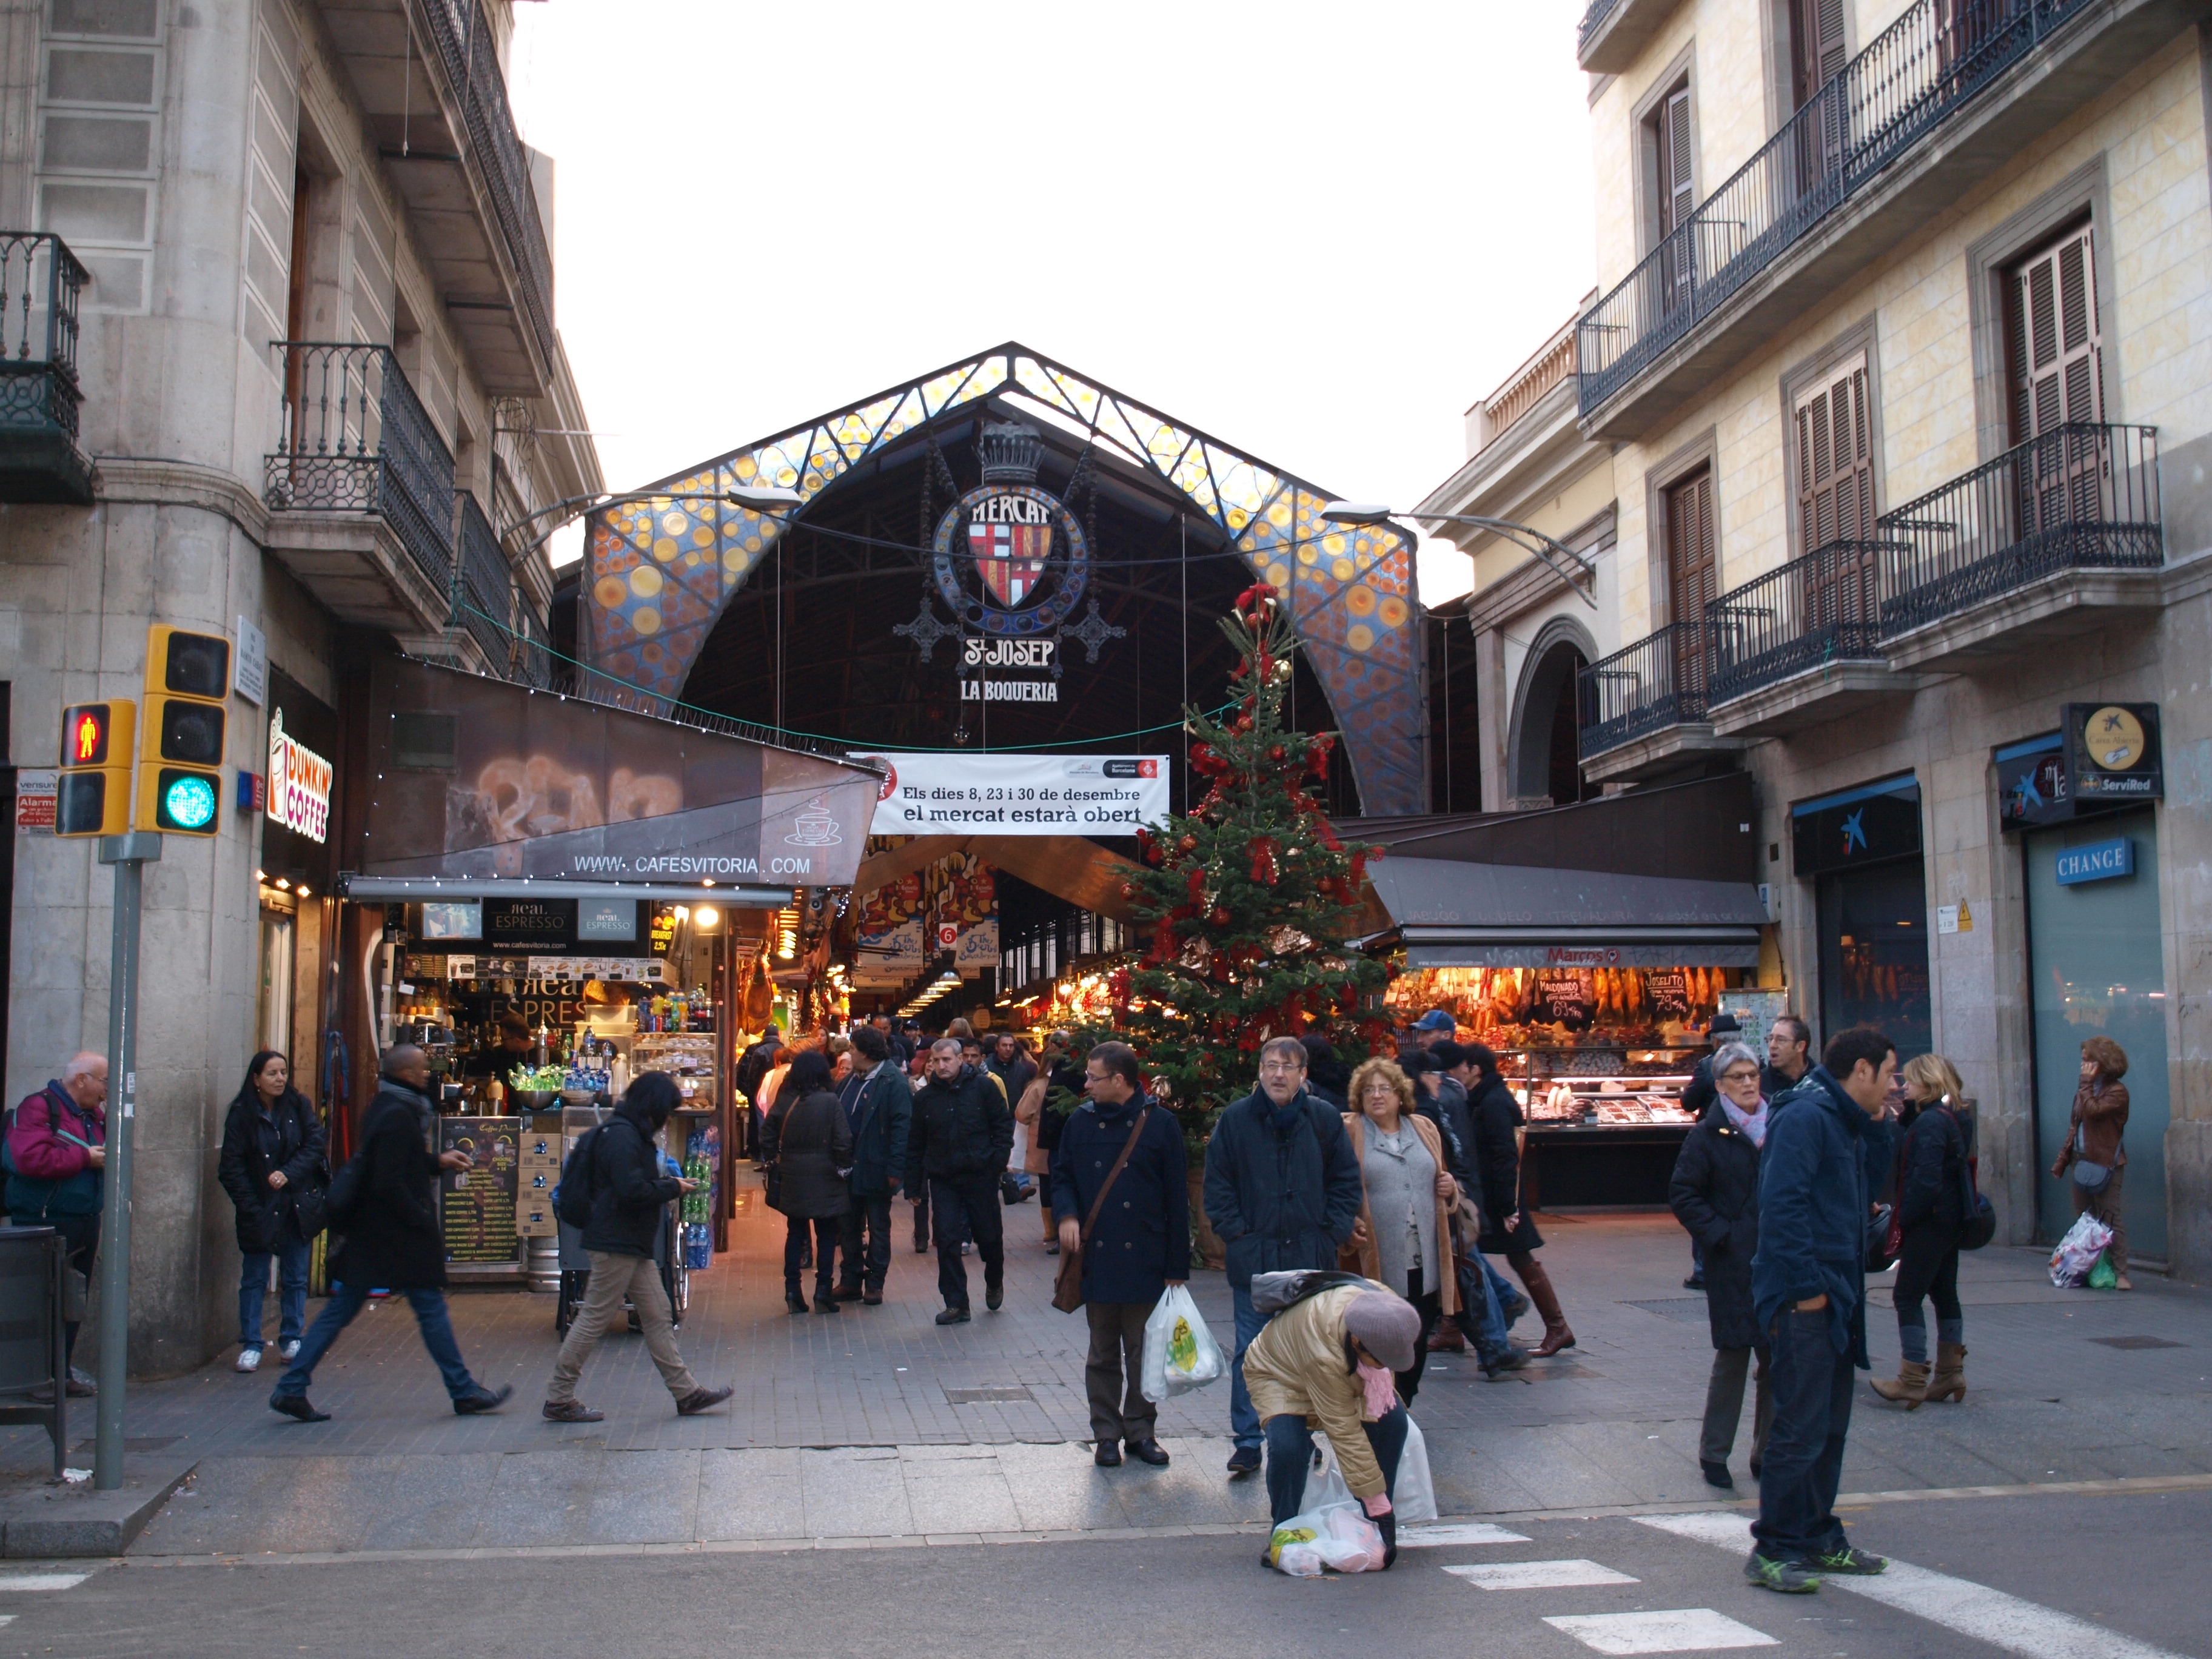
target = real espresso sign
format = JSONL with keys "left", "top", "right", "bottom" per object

{"left": 484, "top": 897, "right": 577, "bottom": 951}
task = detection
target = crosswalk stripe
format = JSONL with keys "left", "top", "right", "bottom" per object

{"left": 0, "top": 1572, "right": 91, "bottom": 1592}
{"left": 1544, "top": 1608, "right": 1778, "bottom": 1654}
{"left": 1399, "top": 1522, "right": 1530, "bottom": 1547}
{"left": 1635, "top": 1511, "right": 2191, "bottom": 1659}
{"left": 1444, "top": 1558, "right": 1638, "bottom": 1590}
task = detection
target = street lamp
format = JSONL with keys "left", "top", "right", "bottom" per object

{"left": 500, "top": 483, "right": 806, "bottom": 561}
{"left": 1319, "top": 501, "right": 1598, "bottom": 609}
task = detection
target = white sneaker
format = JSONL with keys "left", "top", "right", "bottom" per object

{"left": 280, "top": 1340, "right": 301, "bottom": 1361}
{"left": 236, "top": 1347, "right": 263, "bottom": 1373}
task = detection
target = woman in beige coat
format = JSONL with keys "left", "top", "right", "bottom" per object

{"left": 1242, "top": 1280, "right": 1419, "bottom": 1566}
{"left": 1339, "top": 1057, "right": 1460, "bottom": 1406}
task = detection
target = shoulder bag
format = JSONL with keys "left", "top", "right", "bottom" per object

{"left": 1945, "top": 1105, "right": 1997, "bottom": 1250}
{"left": 1052, "top": 1107, "right": 1150, "bottom": 1315}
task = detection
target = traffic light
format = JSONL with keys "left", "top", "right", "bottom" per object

{"left": 136, "top": 625, "right": 230, "bottom": 836}
{"left": 53, "top": 700, "right": 135, "bottom": 837}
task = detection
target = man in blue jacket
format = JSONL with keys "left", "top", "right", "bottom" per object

{"left": 1202, "top": 1035, "right": 1363, "bottom": 1478}
{"left": 835, "top": 1025, "right": 911, "bottom": 1305}
{"left": 1052, "top": 1040, "right": 1188, "bottom": 1468}
{"left": 1746, "top": 1024, "right": 1899, "bottom": 1593}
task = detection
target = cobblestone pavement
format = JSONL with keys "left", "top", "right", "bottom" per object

{"left": 5, "top": 1179, "right": 2208, "bottom": 1555}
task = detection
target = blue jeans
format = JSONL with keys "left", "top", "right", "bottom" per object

{"left": 1228, "top": 1281, "right": 1270, "bottom": 1450}
{"left": 273, "top": 1282, "right": 477, "bottom": 1402}
{"left": 1752, "top": 1306, "right": 1856, "bottom": 1561}
{"left": 1453, "top": 1253, "right": 1512, "bottom": 1361}
{"left": 1264, "top": 1403, "right": 1408, "bottom": 1525}
{"left": 238, "top": 1233, "right": 312, "bottom": 1349}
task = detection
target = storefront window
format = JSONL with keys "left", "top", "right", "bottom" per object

{"left": 257, "top": 907, "right": 294, "bottom": 1056}
{"left": 2025, "top": 809, "right": 2167, "bottom": 1256}
{"left": 1815, "top": 861, "right": 1931, "bottom": 1062}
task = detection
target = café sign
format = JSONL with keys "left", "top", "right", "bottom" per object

{"left": 266, "top": 708, "right": 333, "bottom": 843}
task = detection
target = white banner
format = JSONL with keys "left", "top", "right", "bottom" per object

{"left": 852, "top": 752, "right": 1170, "bottom": 836}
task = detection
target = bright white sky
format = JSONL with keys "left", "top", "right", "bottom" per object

{"left": 508, "top": 2, "right": 1596, "bottom": 602}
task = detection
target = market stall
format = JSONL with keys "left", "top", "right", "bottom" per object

{"left": 1366, "top": 856, "right": 1773, "bottom": 1207}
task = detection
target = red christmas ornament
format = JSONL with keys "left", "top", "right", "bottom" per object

{"left": 1248, "top": 835, "right": 1279, "bottom": 885}
{"left": 1119, "top": 882, "right": 1140, "bottom": 900}
{"left": 1234, "top": 716, "right": 1253, "bottom": 733}
{"left": 1176, "top": 834, "right": 1198, "bottom": 854}
{"left": 1209, "top": 906, "right": 1231, "bottom": 927}
{"left": 1269, "top": 745, "right": 1286, "bottom": 762}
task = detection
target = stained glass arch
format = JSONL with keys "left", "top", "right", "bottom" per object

{"left": 580, "top": 343, "right": 1426, "bottom": 814}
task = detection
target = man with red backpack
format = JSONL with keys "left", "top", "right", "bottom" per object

{"left": 4, "top": 1051, "right": 109, "bottom": 1397}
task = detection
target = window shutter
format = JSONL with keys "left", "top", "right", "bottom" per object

{"left": 1666, "top": 468, "right": 1717, "bottom": 700}
{"left": 1663, "top": 88, "right": 1695, "bottom": 235}
{"left": 2009, "top": 225, "right": 2101, "bottom": 443}
{"left": 1794, "top": 355, "right": 1873, "bottom": 554}
{"left": 1794, "top": 0, "right": 1849, "bottom": 106}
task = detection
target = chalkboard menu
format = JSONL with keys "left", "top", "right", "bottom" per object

{"left": 440, "top": 1116, "right": 520, "bottom": 1264}
{"left": 1532, "top": 970, "right": 1594, "bottom": 1027}
{"left": 1643, "top": 971, "right": 1691, "bottom": 1021}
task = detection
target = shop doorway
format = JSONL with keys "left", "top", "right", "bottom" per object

{"left": 1815, "top": 857, "right": 1931, "bottom": 1062}
{"left": 258, "top": 907, "right": 296, "bottom": 1056}
{"left": 2025, "top": 810, "right": 2167, "bottom": 1256}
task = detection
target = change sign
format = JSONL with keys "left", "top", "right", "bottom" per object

{"left": 851, "top": 752, "right": 1170, "bottom": 836}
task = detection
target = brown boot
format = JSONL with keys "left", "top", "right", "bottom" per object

{"left": 1868, "top": 1358, "right": 1929, "bottom": 1408}
{"left": 1922, "top": 1343, "right": 1966, "bottom": 1404}
{"left": 1517, "top": 1258, "right": 1575, "bottom": 1356}
{"left": 1427, "top": 1322, "right": 1467, "bottom": 1355}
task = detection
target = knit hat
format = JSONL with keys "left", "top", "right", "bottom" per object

{"left": 1342, "top": 1292, "right": 1423, "bottom": 1373}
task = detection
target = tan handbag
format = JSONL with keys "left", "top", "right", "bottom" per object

{"left": 1053, "top": 1107, "right": 1150, "bottom": 1314}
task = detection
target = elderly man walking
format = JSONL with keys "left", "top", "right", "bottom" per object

{"left": 1051, "top": 1041, "right": 1188, "bottom": 1467}
{"left": 4, "top": 1051, "right": 109, "bottom": 1396}
{"left": 1202, "top": 1035, "right": 1362, "bottom": 1478}
{"left": 268, "top": 1045, "right": 511, "bottom": 1423}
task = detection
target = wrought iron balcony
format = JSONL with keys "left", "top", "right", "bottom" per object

{"left": 1577, "top": 0, "right": 1626, "bottom": 50}
{"left": 418, "top": 0, "right": 557, "bottom": 374}
{"left": 1577, "top": 621, "right": 1709, "bottom": 760}
{"left": 1879, "top": 423, "right": 2160, "bottom": 638}
{"left": 1578, "top": 0, "right": 2097, "bottom": 419}
{"left": 0, "top": 232, "right": 90, "bottom": 504}
{"left": 265, "top": 343, "right": 457, "bottom": 595}
{"left": 455, "top": 491, "right": 514, "bottom": 663}
{"left": 1707, "top": 538, "right": 1892, "bottom": 706}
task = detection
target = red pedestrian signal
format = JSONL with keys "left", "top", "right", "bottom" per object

{"left": 54, "top": 700, "right": 135, "bottom": 837}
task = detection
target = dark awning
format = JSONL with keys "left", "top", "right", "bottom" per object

{"left": 1366, "top": 856, "right": 1768, "bottom": 968}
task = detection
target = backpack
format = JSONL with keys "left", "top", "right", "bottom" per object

{"left": 554, "top": 1125, "right": 605, "bottom": 1228}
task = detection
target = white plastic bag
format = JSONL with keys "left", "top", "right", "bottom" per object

{"left": 1139, "top": 1285, "right": 1227, "bottom": 1403}
{"left": 2049, "top": 1212, "right": 2114, "bottom": 1287}
{"left": 1394, "top": 1417, "right": 1438, "bottom": 1523}
{"left": 1267, "top": 1500, "right": 1387, "bottom": 1576}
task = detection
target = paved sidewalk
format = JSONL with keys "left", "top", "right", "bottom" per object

{"left": 6, "top": 1176, "right": 2208, "bottom": 1556}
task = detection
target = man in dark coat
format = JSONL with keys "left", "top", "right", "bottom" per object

{"left": 904, "top": 1037, "right": 1014, "bottom": 1324}
{"left": 835, "top": 1025, "right": 911, "bottom": 1305}
{"left": 1201, "top": 1035, "right": 1362, "bottom": 1478}
{"left": 1745, "top": 1025, "right": 1899, "bottom": 1593}
{"left": 546, "top": 1072, "right": 733, "bottom": 1421}
{"left": 269, "top": 1046, "right": 510, "bottom": 1422}
{"left": 1668, "top": 1039, "right": 1770, "bottom": 1490}
{"left": 1051, "top": 1040, "right": 1189, "bottom": 1469}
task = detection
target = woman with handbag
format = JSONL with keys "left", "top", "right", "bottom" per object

{"left": 2054, "top": 1034, "right": 2131, "bottom": 1290}
{"left": 1871, "top": 1054, "right": 1972, "bottom": 1406}
{"left": 1338, "top": 1058, "right": 1458, "bottom": 1407}
{"left": 758, "top": 1049, "right": 851, "bottom": 1315}
{"left": 216, "top": 1050, "right": 326, "bottom": 1372}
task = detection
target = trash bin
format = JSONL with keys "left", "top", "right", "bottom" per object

{"left": 0, "top": 1225, "right": 69, "bottom": 1476}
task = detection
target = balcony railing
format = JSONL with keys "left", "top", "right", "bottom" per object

{"left": 1577, "top": 621, "right": 1709, "bottom": 760}
{"left": 1577, "top": 0, "right": 1627, "bottom": 52}
{"left": 455, "top": 491, "right": 512, "bottom": 662}
{"left": 419, "top": 0, "right": 557, "bottom": 372}
{"left": 1879, "top": 423, "right": 2160, "bottom": 637}
{"left": 1578, "top": 0, "right": 2095, "bottom": 415}
{"left": 0, "top": 232, "right": 85, "bottom": 442}
{"left": 265, "top": 343, "right": 457, "bottom": 595}
{"left": 1707, "top": 537, "right": 1894, "bottom": 705}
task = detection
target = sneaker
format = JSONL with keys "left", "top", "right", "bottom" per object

{"left": 1809, "top": 1544, "right": 1887, "bottom": 1575}
{"left": 453, "top": 1384, "right": 514, "bottom": 1416}
{"left": 960, "top": 1242, "right": 972, "bottom": 1256}
{"left": 935, "top": 1305, "right": 971, "bottom": 1326}
{"left": 1744, "top": 1552, "right": 1820, "bottom": 1594}
{"left": 676, "top": 1384, "right": 734, "bottom": 1416}
{"left": 236, "top": 1347, "right": 263, "bottom": 1373}
{"left": 542, "top": 1400, "right": 604, "bottom": 1423}
{"left": 1225, "top": 1445, "right": 1262, "bottom": 1478}
{"left": 279, "top": 1341, "right": 301, "bottom": 1361}
{"left": 269, "top": 1392, "right": 331, "bottom": 1423}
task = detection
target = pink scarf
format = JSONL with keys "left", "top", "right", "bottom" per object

{"left": 1356, "top": 1361, "right": 1398, "bottom": 1419}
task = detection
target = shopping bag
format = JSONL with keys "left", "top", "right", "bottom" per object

{"left": 1394, "top": 1418, "right": 1439, "bottom": 1523}
{"left": 2086, "top": 1250, "right": 2119, "bottom": 1290}
{"left": 2048, "top": 1212, "right": 2113, "bottom": 1287}
{"left": 1139, "top": 1285, "right": 1227, "bottom": 1403}
{"left": 1309, "top": 1446, "right": 1355, "bottom": 1513}
{"left": 1266, "top": 1500, "right": 1387, "bottom": 1576}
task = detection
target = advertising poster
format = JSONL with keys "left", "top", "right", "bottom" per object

{"left": 440, "top": 1117, "right": 520, "bottom": 1264}
{"left": 851, "top": 752, "right": 1169, "bottom": 836}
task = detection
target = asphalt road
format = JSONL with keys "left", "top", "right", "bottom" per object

{"left": 1, "top": 1487, "right": 2202, "bottom": 1659}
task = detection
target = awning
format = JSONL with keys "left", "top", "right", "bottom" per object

{"left": 1366, "top": 856, "right": 1769, "bottom": 968}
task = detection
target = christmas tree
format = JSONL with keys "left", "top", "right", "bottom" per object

{"left": 1098, "top": 581, "right": 1393, "bottom": 1144}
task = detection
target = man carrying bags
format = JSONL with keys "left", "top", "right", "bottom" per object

{"left": 1051, "top": 1041, "right": 1189, "bottom": 1467}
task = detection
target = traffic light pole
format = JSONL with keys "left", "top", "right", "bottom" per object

{"left": 93, "top": 831, "right": 159, "bottom": 1491}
